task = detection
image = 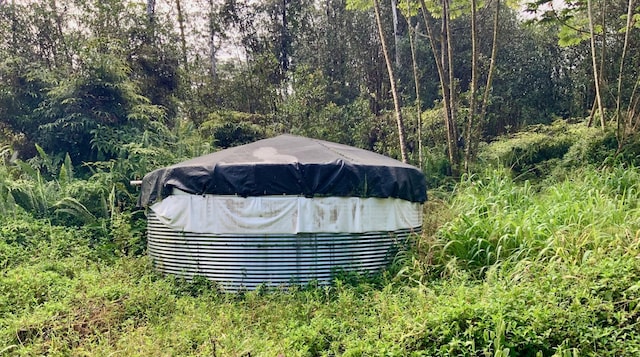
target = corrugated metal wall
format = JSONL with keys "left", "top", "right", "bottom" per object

{"left": 147, "top": 212, "right": 420, "bottom": 291}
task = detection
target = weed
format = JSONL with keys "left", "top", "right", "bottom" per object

{"left": 2, "top": 164, "right": 640, "bottom": 355}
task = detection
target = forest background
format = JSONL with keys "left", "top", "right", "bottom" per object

{"left": 1, "top": 0, "right": 640, "bottom": 355}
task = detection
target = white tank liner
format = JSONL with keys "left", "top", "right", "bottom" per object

{"left": 151, "top": 189, "right": 422, "bottom": 234}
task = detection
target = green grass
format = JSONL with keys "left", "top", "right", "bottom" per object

{"left": 1, "top": 166, "right": 640, "bottom": 356}
{"left": 435, "top": 166, "right": 640, "bottom": 277}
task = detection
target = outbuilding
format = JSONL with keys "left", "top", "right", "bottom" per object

{"left": 138, "top": 134, "right": 426, "bottom": 290}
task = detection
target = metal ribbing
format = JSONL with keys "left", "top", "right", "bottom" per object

{"left": 147, "top": 212, "right": 420, "bottom": 291}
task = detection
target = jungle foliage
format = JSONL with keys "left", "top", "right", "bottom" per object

{"left": 1, "top": 159, "right": 640, "bottom": 355}
{"left": 1, "top": 0, "right": 640, "bottom": 355}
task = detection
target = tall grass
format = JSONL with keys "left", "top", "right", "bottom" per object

{"left": 2, "top": 165, "right": 640, "bottom": 355}
{"left": 433, "top": 166, "right": 640, "bottom": 277}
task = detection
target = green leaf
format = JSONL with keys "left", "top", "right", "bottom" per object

{"left": 58, "top": 153, "right": 74, "bottom": 185}
{"left": 35, "top": 143, "right": 55, "bottom": 174}
{"left": 14, "top": 160, "right": 39, "bottom": 181}
{"left": 558, "top": 25, "right": 590, "bottom": 47}
{"left": 346, "top": 0, "right": 373, "bottom": 11}
{"left": 53, "top": 197, "right": 97, "bottom": 224}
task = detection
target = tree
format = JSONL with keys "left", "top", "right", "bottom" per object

{"left": 175, "top": 0, "right": 188, "bottom": 68}
{"left": 401, "top": 0, "right": 424, "bottom": 167}
{"left": 527, "top": 0, "right": 640, "bottom": 138}
{"left": 35, "top": 50, "right": 165, "bottom": 164}
{"left": 348, "top": 0, "right": 409, "bottom": 163}
{"left": 587, "top": 0, "right": 606, "bottom": 129}
{"left": 614, "top": 0, "right": 638, "bottom": 149}
{"left": 418, "top": 0, "right": 459, "bottom": 173}
{"left": 464, "top": 0, "right": 478, "bottom": 172}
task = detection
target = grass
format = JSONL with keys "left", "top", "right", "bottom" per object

{"left": 1, "top": 165, "right": 640, "bottom": 356}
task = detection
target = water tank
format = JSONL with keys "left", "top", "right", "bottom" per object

{"left": 138, "top": 134, "right": 426, "bottom": 291}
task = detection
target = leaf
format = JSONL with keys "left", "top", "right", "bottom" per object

{"left": 633, "top": 13, "right": 640, "bottom": 28}
{"left": 35, "top": 143, "right": 55, "bottom": 174}
{"left": 398, "top": 0, "right": 420, "bottom": 17}
{"left": 58, "top": 153, "right": 74, "bottom": 185}
{"left": 558, "top": 25, "right": 590, "bottom": 47}
{"left": 53, "top": 197, "right": 97, "bottom": 224}
{"left": 346, "top": 0, "right": 373, "bottom": 11}
{"left": 14, "top": 160, "right": 39, "bottom": 181}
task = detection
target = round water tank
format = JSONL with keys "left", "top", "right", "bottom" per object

{"left": 138, "top": 135, "right": 426, "bottom": 291}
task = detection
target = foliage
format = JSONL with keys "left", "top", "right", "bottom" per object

{"left": 477, "top": 120, "right": 603, "bottom": 179}
{"left": 200, "top": 111, "right": 270, "bottom": 149}
{"left": 1, "top": 166, "right": 640, "bottom": 355}
{"left": 35, "top": 50, "right": 166, "bottom": 164}
{"left": 432, "top": 165, "right": 640, "bottom": 276}
{"left": 561, "top": 129, "right": 640, "bottom": 169}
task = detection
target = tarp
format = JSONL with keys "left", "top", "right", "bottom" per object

{"left": 150, "top": 190, "right": 423, "bottom": 234}
{"left": 138, "top": 134, "right": 427, "bottom": 206}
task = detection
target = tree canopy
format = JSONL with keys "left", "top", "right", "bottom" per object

{"left": 0, "top": 0, "right": 638, "bottom": 174}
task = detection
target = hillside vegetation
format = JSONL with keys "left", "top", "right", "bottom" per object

{"left": 1, "top": 127, "right": 639, "bottom": 355}
{"left": 2, "top": 1, "right": 640, "bottom": 354}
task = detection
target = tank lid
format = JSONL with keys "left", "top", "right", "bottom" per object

{"left": 138, "top": 134, "right": 427, "bottom": 206}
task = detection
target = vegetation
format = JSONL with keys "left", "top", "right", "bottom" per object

{"left": 2, "top": 0, "right": 640, "bottom": 172}
{"left": 1, "top": 0, "right": 640, "bottom": 355}
{"left": 1, "top": 158, "right": 640, "bottom": 355}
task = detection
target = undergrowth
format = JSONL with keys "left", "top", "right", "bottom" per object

{"left": 1, "top": 165, "right": 640, "bottom": 356}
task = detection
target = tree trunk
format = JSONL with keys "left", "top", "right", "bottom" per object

{"left": 176, "top": 0, "right": 188, "bottom": 67}
{"left": 615, "top": 0, "right": 635, "bottom": 147}
{"left": 373, "top": 0, "right": 408, "bottom": 163}
{"left": 391, "top": 0, "right": 400, "bottom": 66}
{"left": 208, "top": 0, "right": 218, "bottom": 82}
{"left": 443, "top": 0, "right": 459, "bottom": 173}
{"left": 50, "top": 0, "right": 70, "bottom": 66}
{"left": 464, "top": 0, "right": 478, "bottom": 173}
{"left": 587, "top": 0, "right": 605, "bottom": 129}
{"left": 479, "top": 0, "right": 500, "bottom": 125}
{"left": 587, "top": 98, "right": 597, "bottom": 127}
{"left": 147, "top": 0, "right": 156, "bottom": 23}
{"left": 419, "top": 0, "right": 457, "bottom": 173}
{"left": 408, "top": 20, "right": 422, "bottom": 168}
{"left": 625, "top": 74, "right": 640, "bottom": 132}
{"left": 280, "top": 0, "right": 290, "bottom": 75}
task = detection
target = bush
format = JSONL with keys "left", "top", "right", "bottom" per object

{"left": 200, "top": 111, "right": 269, "bottom": 149}
{"left": 432, "top": 165, "right": 640, "bottom": 277}
{"left": 478, "top": 120, "right": 600, "bottom": 179}
{"left": 3, "top": 152, "right": 640, "bottom": 355}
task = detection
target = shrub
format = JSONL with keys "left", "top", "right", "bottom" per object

{"left": 433, "top": 165, "right": 640, "bottom": 277}
{"left": 478, "top": 120, "right": 600, "bottom": 180}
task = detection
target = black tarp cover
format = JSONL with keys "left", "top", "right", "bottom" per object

{"left": 138, "top": 134, "right": 427, "bottom": 206}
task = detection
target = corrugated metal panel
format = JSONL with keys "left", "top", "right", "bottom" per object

{"left": 147, "top": 212, "right": 420, "bottom": 291}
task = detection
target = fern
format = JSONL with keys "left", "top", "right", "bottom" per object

{"left": 58, "top": 153, "right": 74, "bottom": 186}
{"left": 53, "top": 197, "right": 97, "bottom": 224}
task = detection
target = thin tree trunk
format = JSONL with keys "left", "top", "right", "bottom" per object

{"left": 147, "top": 0, "right": 156, "bottom": 23}
{"left": 176, "top": 0, "right": 188, "bottom": 67}
{"left": 208, "top": 0, "right": 218, "bottom": 82}
{"left": 588, "top": 97, "right": 597, "bottom": 127}
{"left": 464, "top": 0, "right": 478, "bottom": 173}
{"left": 479, "top": 0, "right": 500, "bottom": 123}
{"left": 598, "top": 3, "right": 608, "bottom": 122}
{"left": 626, "top": 78, "right": 640, "bottom": 131}
{"left": 406, "top": 2, "right": 422, "bottom": 168}
{"left": 373, "top": 0, "right": 408, "bottom": 163}
{"left": 444, "top": 0, "right": 459, "bottom": 173}
{"left": 615, "top": 0, "right": 635, "bottom": 147}
{"left": 587, "top": 0, "right": 605, "bottom": 129}
{"left": 50, "top": 0, "right": 70, "bottom": 66}
{"left": 10, "top": 0, "right": 16, "bottom": 50}
{"left": 391, "top": 0, "right": 400, "bottom": 66}
{"left": 419, "top": 0, "right": 457, "bottom": 172}
{"left": 280, "top": 0, "right": 290, "bottom": 74}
